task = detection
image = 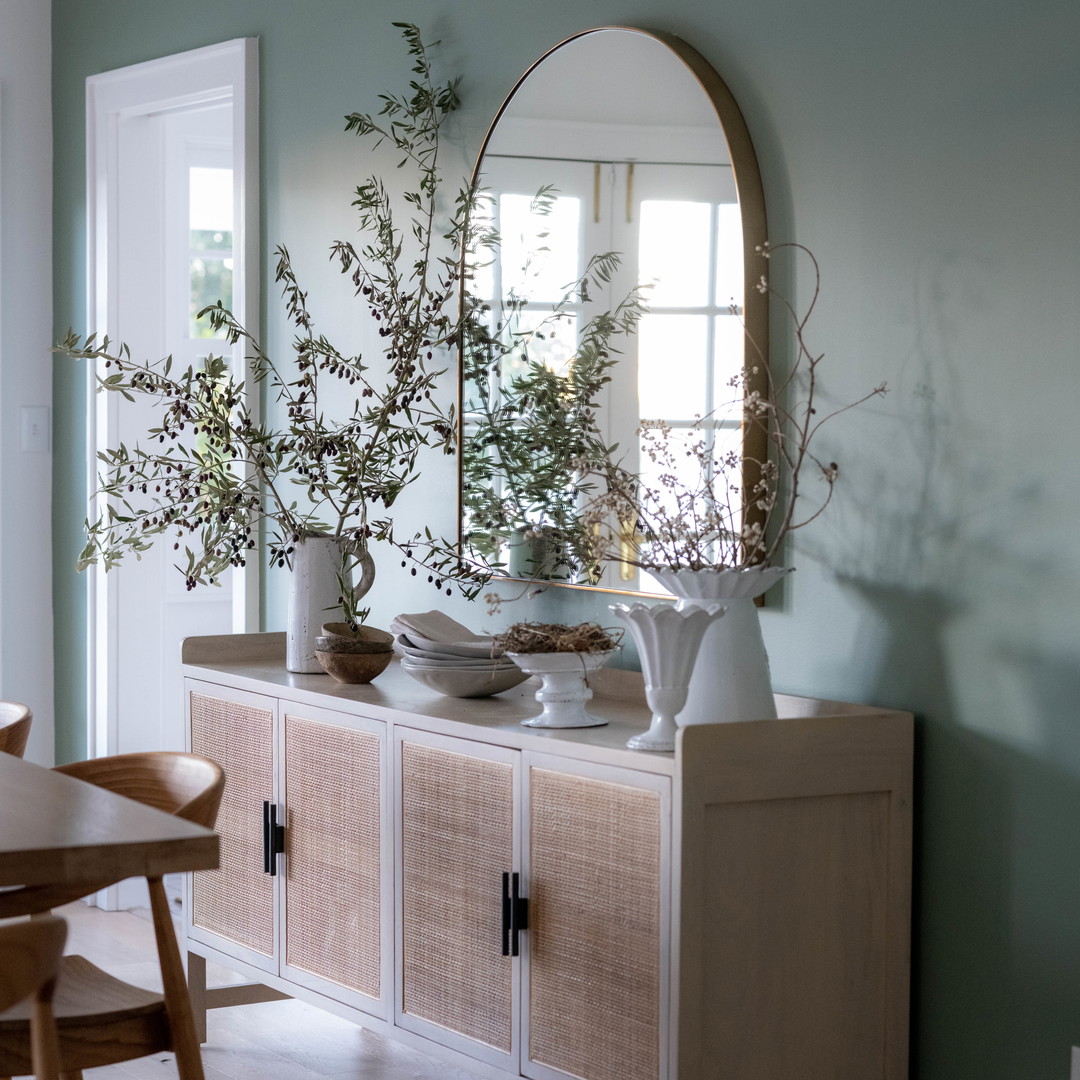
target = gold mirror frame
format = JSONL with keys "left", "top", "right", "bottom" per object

{"left": 458, "top": 26, "right": 769, "bottom": 595}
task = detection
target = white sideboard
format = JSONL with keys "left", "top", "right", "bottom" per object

{"left": 181, "top": 632, "right": 913, "bottom": 1080}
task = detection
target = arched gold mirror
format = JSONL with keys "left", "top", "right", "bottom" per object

{"left": 459, "top": 27, "right": 768, "bottom": 595}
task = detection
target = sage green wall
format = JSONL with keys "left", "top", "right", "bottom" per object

{"left": 51, "top": 1, "right": 1080, "bottom": 1076}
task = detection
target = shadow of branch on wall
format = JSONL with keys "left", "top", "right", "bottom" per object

{"left": 793, "top": 251, "right": 1080, "bottom": 1079}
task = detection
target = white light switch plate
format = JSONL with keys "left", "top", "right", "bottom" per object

{"left": 20, "top": 406, "right": 50, "bottom": 453}
{"left": 1070, "top": 1045, "right": 1080, "bottom": 1080}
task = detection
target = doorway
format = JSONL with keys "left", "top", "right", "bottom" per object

{"left": 85, "top": 39, "right": 258, "bottom": 904}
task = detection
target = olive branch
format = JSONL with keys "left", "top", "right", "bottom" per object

{"left": 60, "top": 24, "right": 490, "bottom": 620}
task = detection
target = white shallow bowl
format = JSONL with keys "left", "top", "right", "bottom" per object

{"left": 400, "top": 661, "right": 530, "bottom": 698}
{"left": 400, "top": 633, "right": 501, "bottom": 659}
{"left": 395, "top": 638, "right": 506, "bottom": 664}
{"left": 401, "top": 656, "right": 519, "bottom": 671}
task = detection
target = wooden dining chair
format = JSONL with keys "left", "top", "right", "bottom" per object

{"left": 0, "top": 701, "right": 31, "bottom": 758}
{"left": 0, "top": 751, "right": 224, "bottom": 1080}
{"left": 0, "top": 916, "right": 66, "bottom": 1080}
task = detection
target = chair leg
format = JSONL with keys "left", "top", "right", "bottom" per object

{"left": 148, "top": 877, "right": 205, "bottom": 1080}
{"left": 31, "top": 974, "right": 62, "bottom": 1080}
{"left": 188, "top": 950, "right": 208, "bottom": 1043}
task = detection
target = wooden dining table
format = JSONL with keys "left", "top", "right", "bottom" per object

{"left": 0, "top": 751, "right": 219, "bottom": 888}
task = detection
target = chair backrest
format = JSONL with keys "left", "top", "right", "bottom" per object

{"left": 0, "top": 751, "right": 224, "bottom": 919}
{"left": 0, "top": 915, "right": 67, "bottom": 1012}
{"left": 0, "top": 914, "right": 66, "bottom": 1080}
{"left": 0, "top": 701, "right": 32, "bottom": 758}
{"left": 54, "top": 751, "right": 225, "bottom": 829}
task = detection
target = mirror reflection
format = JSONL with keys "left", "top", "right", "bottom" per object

{"left": 460, "top": 28, "right": 766, "bottom": 594}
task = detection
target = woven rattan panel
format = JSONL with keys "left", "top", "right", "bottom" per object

{"left": 189, "top": 691, "right": 275, "bottom": 956}
{"left": 400, "top": 741, "right": 514, "bottom": 1052}
{"left": 528, "top": 768, "right": 662, "bottom": 1080}
{"left": 284, "top": 714, "right": 381, "bottom": 998}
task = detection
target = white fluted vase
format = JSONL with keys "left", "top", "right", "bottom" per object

{"left": 645, "top": 565, "right": 792, "bottom": 725}
{"left": 287, "top": 536, "right": 376, "bottom": 673}
{"left": 612, "top": 602, "right": 727, "bottom": 751}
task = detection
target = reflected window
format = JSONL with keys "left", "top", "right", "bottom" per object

{"left": 500, "top": 192, "right": 581, "bottom": 300}
{"left": 466, "top": 154, "right": 742, "bottom": 585}
{"left": 639, "top": 200, "right": 711, "bottom": 306}
{"left": 636, "top": 190, "right": 743, "bottom": 527}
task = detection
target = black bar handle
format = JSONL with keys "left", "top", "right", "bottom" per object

{"left": 262, "top": 800, "right": 271, "bottom": 874}
{"left": 263, "top": 800, "right": 285, "bottom": 876}
{"left": 501, "top": 871, "right": 512, "bottom": 956}
{"left": 509, "top": 872, "right": 522, "bottom": 957}
{"left": 268, "top": 803, "right": 278, "bottom": 877}
{"left": 269, "top": 803, "right": 283, "bottom": 876}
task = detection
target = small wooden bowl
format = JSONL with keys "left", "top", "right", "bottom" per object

{"left": 318, "top": 623, "right": 395, "bottom": 654}
{"left": 315, "top": 649, "right": 393, "bottom": 684}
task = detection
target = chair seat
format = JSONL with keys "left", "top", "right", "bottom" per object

{"left": 0, "top": 954, "right": 171, "bottom": 1072}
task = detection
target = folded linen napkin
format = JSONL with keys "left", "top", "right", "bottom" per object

{"left": 389, "top": 610, "right": 489, "bottom": 643}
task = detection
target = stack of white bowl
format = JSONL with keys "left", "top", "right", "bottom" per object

{"left": 390, "top": 611, "right": 529, "bottom": 698}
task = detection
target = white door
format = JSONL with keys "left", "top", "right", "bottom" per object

{"left": 111, "top": 104, "right": 237, "bottom": 756}
{"left": 85, "top": 41, "right": 258, "bottom": 904}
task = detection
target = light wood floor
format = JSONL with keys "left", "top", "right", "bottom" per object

{"left": 55, "top": 900, "right": 483, "bottom": 1080}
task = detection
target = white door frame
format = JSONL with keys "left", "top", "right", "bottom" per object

{"left": 85, "top": 39, "right": 259, "bottom": 760}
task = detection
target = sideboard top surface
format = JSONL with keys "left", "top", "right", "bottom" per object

{"left": 182, "top": 633, "right": 912, "bottom": 777}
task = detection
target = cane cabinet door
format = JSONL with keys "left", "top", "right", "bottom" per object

{"left": 523, "top": 754, "right": 670, "bottom": 1080}
{"left": 187, "top": 681, "right": 277, "bottom": 973}
{"left": 281, "top": 705, "right": 390, "bottom": 1018}
{"left": 395, "top": 728, "right": 522, "bottom": 1072}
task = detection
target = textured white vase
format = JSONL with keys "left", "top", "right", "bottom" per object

{"left": 287, "top": 536, "right": 376, "bottom": 673}
{"left": 611, "top": 602, "right": 726, "bottom": 751}
{"left": 506, "top": 526, "right": 568, "bottom": 581}
{"left": 645, "top": 565, "right": 792, "bottom": 725}
{"left": 507, "top": 650, "right": 614, "bottom": 728}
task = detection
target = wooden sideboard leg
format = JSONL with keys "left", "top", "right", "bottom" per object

{"left": 187, "top": 951, "right": 208, "bottom": 1044}
{"left": 186, "top": 945, "right": 290, "bottom": 1040}
{"left": 204, "top": 984, "right": 292, "bottom": 1008}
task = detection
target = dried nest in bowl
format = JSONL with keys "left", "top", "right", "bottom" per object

{"left": 494, "top": 621, "right": 622, "bottom": 655}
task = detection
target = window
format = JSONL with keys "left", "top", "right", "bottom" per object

{"left": 188, "top": 165, "right": 234, "bottom": 338}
